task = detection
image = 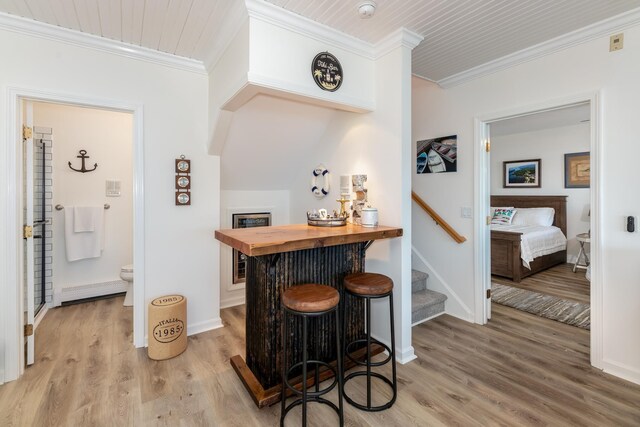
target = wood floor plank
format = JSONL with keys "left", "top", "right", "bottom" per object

{"left": 493, "top": 263, "right": 590, "bottom": 303}
{"left": 1, "top": 295, "right": 639, "bottom": 426}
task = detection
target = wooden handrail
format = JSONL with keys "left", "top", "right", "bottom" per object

{"left": 411, "top": 191, "right": 466, "bottom": 244}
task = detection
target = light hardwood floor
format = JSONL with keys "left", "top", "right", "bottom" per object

{"left": 1, "top": 296, "right": 638, "bottom": 426}
{"left": 492, "top": 263, "right": 590, "bottom": 303}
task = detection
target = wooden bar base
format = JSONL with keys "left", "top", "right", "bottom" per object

{"left": 231, "top": 343, "right": 384, "bottom": 408}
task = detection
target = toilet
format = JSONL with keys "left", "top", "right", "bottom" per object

{"left": 120, "top": 264, "right": 134, "bottom": 306}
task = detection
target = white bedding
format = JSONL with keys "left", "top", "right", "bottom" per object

{"left": 491, "top": 224, "right": 567, "bottom": 269}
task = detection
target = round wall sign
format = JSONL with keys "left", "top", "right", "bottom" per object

{"left": 311, "top": 52, "right": 343, "bottom": 92}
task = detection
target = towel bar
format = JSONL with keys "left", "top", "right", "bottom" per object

{"left": 55, "top": 204, "right": 110, "bottom": 211}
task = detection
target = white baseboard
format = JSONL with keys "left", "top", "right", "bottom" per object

{"left": 370, "top": 332, "right": 416, "bottom": 365}
{"left": 144, "top": 317, "right": 224, "bottom": 348}
{"left": 411, "top": 311, "right": 446, "bottom": 327}
{"left": 220, "top": 295, "right": 245, "bottom": 309}
{"left": 187, "top": 317, "right": 224, "bottom": 337}
{"left": 34, "top": 305, "right": 49, "bottom": 329}
{"left": 602, "top": 358, "right": 640, "bottom": 385}
{"left": 55, "top": 280, "right": 127, "bottom": 305}
{"left": 396, "top": 346, "right": 417, "bottom": 364}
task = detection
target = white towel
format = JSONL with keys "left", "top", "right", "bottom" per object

{"left": 73, "top": 206, "right": 99, "bottom": 232}
{"left": 64, "top": 206, "right": 105, "bottom": 262}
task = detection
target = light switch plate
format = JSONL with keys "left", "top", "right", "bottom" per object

{"left": 461, "top": 207, "right": 472, "bottom": 219}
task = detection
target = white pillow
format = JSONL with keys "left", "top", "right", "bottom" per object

{"left": 490, "top": 206, "right": 514, "bottom": 216}
{"left": 491, "top": 208, "right": 517, "bottom": 225}
{"left": 511, "top": 207, "right": 555, "bottom": 227}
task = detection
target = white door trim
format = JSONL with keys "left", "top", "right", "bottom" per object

{"left": 2, "top": 87, "right": 145, "bottom": 383}
{"left": 473, "top": 92, "right": 602, "bottom": 369}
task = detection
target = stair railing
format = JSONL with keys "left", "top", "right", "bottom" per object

{"left": 411, "top": 191, "right": 467, "bottom": 244}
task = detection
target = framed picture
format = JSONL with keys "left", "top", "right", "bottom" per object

{"left": 565, "top": 152, "right": 590, "bottom": 188}
{"left": 503, "top": 159, "right": 541, "bottom": 188}
{"left": 416, "top": 135, "right": 457, "bottom": 174}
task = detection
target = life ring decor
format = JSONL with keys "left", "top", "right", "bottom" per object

{"left": 311, "top": 164, "right": 330, "bottom": 198}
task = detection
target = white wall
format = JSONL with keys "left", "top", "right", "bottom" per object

{"left": 219, "top": 190, "right": 290, "bottom": 308}
{"left": 288, "top": 42, "right": 416, "bottom": 362}
{"left": 32, "top": 102, "right": 134, "bottom": 299}
{"left": 220, "top": 95, "right": 334, "bottom": 190}
{"left": 491, "top": 124, "right": 591, "bottom": 258}
{"left": 248, "top": 17, "right": 375, "bottom": 111}
{"left": 0, "top": 27, "right": 220, "bottom": 371}
{"left": 412, "top": 24, "right": 640, "bottom": 383}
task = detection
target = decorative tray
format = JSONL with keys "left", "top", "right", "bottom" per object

{"left": 307, "top": 212, "right": 347, "bottom": 227}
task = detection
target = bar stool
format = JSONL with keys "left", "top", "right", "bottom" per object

{"left": 342, "top": 273, "right": 397, "bottom": 412}
{"left": 280, "top": 284, "right": 344, "bottom": 426}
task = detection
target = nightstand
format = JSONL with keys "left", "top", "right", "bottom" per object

{"left": 573, "top": 232, "right": 590, "bottom": 273}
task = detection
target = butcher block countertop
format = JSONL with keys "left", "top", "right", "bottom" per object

{"left": 215, "top": 223, "right": 403, "bottom": 257}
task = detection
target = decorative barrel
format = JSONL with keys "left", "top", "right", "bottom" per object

{"left": 148, "top": 295, "right": 187, "bottom": 360}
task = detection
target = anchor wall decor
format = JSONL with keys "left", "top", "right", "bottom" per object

{"left": 68, "top": 149, "right": 98, "bottom": 173}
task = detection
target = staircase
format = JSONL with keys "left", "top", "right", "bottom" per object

{"left": 412, "top": 269, "right": 447, "bottom": 325}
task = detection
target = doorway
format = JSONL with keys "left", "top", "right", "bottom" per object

{"left": 2, "top": 88, "right": 145, "bottom": 383}
{"left": 474, "top": 93, "right": 602, "bottom": 368}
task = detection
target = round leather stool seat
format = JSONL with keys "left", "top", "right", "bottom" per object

{"left": 282, "top": 284, "right": 340, "bottom": 313}
{"left": 344, "top": 273, "right": 393, "bottom": 296}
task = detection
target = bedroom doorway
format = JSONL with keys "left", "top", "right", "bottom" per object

{"left": 474, "top": 93, "right": 601, "bottom": 367}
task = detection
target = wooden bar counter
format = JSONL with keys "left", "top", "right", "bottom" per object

{"left": 215, "top": 224, "right": 402, "bottom": 408}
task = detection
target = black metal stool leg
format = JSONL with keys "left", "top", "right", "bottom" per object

{"left": 335, "top": 308, "right": 344, "bottom": 426}
{"left": 366, "top": 296, "right": 372, "bottom": 409}
{"left": 280, "top": 304, "right": 343, "bottom": 425}
{"left": 343, "top": 289, "right": 397, "bottom": 412}
{"left": 302, "top": 315, "right": 308, "bottom": 426}
{"left": 388, "top": 293, "right": 397, "bottom": 406}
{"left": 280, "top": 310, "right": 287, "bottom": 427}
{"left": 314, "top": 317, "right": 320, "bottom": 393}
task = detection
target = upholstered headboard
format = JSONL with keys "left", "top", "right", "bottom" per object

{"left": 490, "top": 195, "right": 568, "bottom": 237}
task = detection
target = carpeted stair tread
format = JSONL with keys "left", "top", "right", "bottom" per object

{"left": 412, "top": 289, "right": 447, "bottom": 324}
{"left": 412, "top": 269, "right": 429, "bottom": 292}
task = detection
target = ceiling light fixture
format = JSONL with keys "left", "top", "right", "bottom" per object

{"left": 358, "top": 1, "right": 377, "bottom": 19}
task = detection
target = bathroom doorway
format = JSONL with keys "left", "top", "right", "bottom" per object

{"left": 3, "top": 88, "right": 145, "bottom": 382}
{"left": 25, "top": 100, "right": 134, "bottom": 366}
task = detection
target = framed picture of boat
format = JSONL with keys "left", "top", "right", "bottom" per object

{"left": 416, "top": 135, "right": 457, "bottom": 174}
{"left": 564, "top": 152, "right": 590, "bottom": 188}
{"left": 503, "top": 159, "right": 541, "bottom": 188}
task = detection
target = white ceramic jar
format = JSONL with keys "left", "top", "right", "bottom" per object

{"left": 361, "top": 207, "right": 378, "bottom": 227}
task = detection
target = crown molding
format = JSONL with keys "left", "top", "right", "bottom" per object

{"left": 0, "top": 11, "right": 206, "bottom": 74}
{"left": 375, "top": 27, "right": 423, "bottom": 59}
{"left": 245, "top": 0, "right": 376, "bottom": 59}
{"left": 437, "top": 7, "right": 640, "bottom": 88}
{"left": 204, "top": 1, "right": 249, "bottom": 72}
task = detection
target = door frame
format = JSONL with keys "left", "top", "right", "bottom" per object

{"left": 473, "top": 91, "right": 602, "bottom": 369}
{"left": 2, "top": 87, "right": 145, "bottom": 383}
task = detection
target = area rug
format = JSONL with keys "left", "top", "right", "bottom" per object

{"left": 492, "top": 283, "right": 590, "bottom": 330}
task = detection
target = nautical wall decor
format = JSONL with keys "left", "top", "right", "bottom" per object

{"left": 68, "top": 149, "right": 98, "bottom": 173}
{"left": 311, "top": 164, "right": 330, "bottom": 198}
{"left": 311, "top": 52, "right": 343, "bottom": 92}
{"left": 416, "top": 135, "right": 458, "bottom": 174}
{"left": 175, "top": 155, "right": 191, "bottom": 206}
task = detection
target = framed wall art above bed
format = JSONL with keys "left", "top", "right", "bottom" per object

{"left": 503, "top": 159, "right": 541, "bottom": 188}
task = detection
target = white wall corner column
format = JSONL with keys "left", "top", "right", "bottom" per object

{"left": 368, "top": 28, "right": 423, "bottom": 365}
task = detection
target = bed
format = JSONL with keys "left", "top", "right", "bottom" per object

{"left": 490, "top": 195, "right": 567, "bottom": 282}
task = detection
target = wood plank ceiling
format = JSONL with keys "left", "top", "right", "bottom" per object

{"left": 1, "top": 0, "right": 639, "bottom": 81}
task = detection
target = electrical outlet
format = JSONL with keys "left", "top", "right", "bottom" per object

{"left": 610, "top": 33, "right": 624, "bottom": 52}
